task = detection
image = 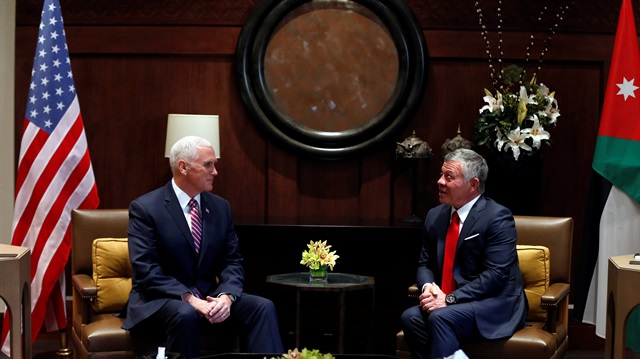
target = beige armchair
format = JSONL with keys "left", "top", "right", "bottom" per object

{"left": 70, "top": 209, "right": 238, "bottom": 359}
{"left": 396, "top": 216, "right": 573, "bottom": 359}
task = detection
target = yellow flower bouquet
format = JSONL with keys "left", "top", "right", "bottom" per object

{"left": 300, "top": 240, "right": 339, "bottom": 271}
{"left": 267, "top": 347, "right": 336, "bottom": 359}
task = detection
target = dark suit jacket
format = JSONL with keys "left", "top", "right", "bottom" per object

{"left": 417, "top": 196, "right": 527, "bottom": 339}
{"left": 122, "top": 181, "right": 244, "bottom": 330}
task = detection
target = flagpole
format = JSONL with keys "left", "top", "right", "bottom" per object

{"left": 57, "top": 327, "right": 72, "bottom": 357}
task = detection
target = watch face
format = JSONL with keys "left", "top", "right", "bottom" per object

{"left": 446, "top": 294, "right": 456, "bottom": 304}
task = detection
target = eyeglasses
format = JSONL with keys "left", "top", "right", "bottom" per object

{"left": 186, "top": 161, "right": 216, "bottom": 171}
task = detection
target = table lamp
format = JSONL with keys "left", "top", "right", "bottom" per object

{"left": 164, "top": 114, "right": 220, "bottom": 158}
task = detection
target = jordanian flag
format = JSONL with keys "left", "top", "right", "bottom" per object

{"left": 573, "top": 0, "right": 640, "bottom": 352}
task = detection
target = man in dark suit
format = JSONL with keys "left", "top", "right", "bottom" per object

{"left": 122, "top": 135, "right": 284, "bottom": 358}
{"left": 400, "top": 148, "right": 528, "bottom": 359}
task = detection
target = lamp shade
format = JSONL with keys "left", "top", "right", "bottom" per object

{"left": 165, "top": 114, "right": 220, "bottom": 158}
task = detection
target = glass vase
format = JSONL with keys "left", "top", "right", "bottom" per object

{"left": 309, "top": 265, "right": 328, "bottom": 286}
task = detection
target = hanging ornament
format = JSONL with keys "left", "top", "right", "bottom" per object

{"left": 474, "top": 1, "right": 570, "bottom": 90}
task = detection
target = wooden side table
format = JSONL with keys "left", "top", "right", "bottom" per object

{"left": 266, "top": 272, "right": 375, "bottom": 353}
{"left": 605, "top": 254, "right": 640, "bottom": 359}
{"left": 0, "top": 244, "right": 31, "bottom": 359}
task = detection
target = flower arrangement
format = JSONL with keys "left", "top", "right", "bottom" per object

{"left": 474, "top": 65, "right": 560, "bottom": 161}
{"left": 300, "top": 240, "right": 339, "bottom": 271}
{"left": 266, "top": 348, "right": 335, "bottom": 359}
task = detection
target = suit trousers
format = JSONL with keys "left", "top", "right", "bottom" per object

{"left": 130, "top": 293, "right": 284, "bottom": 358}
{"left": 400, "top": 302, "right": 478, "bottom": 359}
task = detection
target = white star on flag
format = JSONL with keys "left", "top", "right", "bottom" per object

{"left": 616, "top": 77, "right": 639, "bottom": 100}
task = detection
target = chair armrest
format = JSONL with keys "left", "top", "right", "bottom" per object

{"left": 541, "top": 282, "right": 569, "bottom": 306}
{"left": 72, "top": 274, "right": 97, "bottom": 326}
{"left": 540, "top": 282, "right": 570, "bottom": 333}
{"left": 72, "top": 274, "right": 97, "bottom": 298}
{"left": 407, "top": 284, "right": 420, "bottom": 301}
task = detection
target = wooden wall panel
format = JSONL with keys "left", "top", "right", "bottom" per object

{"left": 14, "top": 0, "right": 624, "bottom": 34}
{"left": 359, "top": 147, "right": 395, "bottom": 224}
{"left": 298, "top": 159, "right": 361, "bottom": 225}
{"left": 75, "top": 55, "right": 245, "bottom": 208}
{"left": 536, "top": 64, "right": 603, "bottom": 218}
{"left": 216, "top": 59, "right": 268, "bottom": 223}
{"left": 265, "top": 146, "right": 300, "bottom": 223}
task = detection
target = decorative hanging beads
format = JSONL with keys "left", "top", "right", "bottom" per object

{"left": 523, "top": 4, "right": 570, "bottom": 81}
{"left": 474, "top": 1, "right": 570, "bottom": 89}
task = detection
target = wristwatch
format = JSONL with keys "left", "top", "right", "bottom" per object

{"left": 445, "top": 293, "right": 457, "bottom": 305}
{"left": 217, "top": 293, "right": 237, "bottom": 303}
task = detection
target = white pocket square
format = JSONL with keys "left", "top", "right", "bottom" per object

{"left": 463, "top": 233, "right": 480, "bottom": 241}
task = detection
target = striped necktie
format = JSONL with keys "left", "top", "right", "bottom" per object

{"left": 188, "top": 198, "right": 202, "bottom": 255}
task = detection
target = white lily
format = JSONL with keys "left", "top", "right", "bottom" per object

{"left": 522, "top": 115, "right": 551, "bottom": 148}
{"left": 538, "top": 83, "right": 550, "bottom": 97}
{"left": 480, "top": 89, "right": 504, "bottom": 114}
{"left": 516, "top": 86, "right": 533, "bottom": 124}
{"left": 495, "top": 127, "right": 507, "bottom": 152}
{"left": 521, "top": 115, "right": 550, "bottom": 149}
{"left": 504, "top": 127, "right": 532, "bottom": 161}
{"left": 476, "top": 69, "right": 559, "bottom": 159}
{"left": 540, "top": 94, "right": 560, "bottom": 124}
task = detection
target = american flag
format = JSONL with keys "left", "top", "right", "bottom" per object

{"left": 1, "top": 0, "right": 99, "bottom": 355}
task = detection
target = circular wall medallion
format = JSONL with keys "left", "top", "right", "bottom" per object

{"left": 236, "top": 0, "right": 427, "bottom": 160}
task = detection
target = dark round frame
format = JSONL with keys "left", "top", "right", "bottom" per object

{"left": 236, "top": 0, "right": 427, "bottom": 160}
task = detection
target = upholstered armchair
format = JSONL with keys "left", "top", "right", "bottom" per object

{"left": 70, "top": 209, "right": 238, "bottom": 359}
{"left": 396, "top": 216, "right": 573, "bottom": 359}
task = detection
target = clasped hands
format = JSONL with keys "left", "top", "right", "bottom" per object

{"left": 184, "top": 293, "right": 232, "bottom": 323}
{"left": 419, "top": 283, "right": 447, "bottom": 313}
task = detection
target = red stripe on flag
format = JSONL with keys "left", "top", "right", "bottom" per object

{"left": 12, "top": 116, "right": 85, "bottom": 270}
{"left": 28, "top": 146, "right": 92, "bottom": 278}
{"left": 79, "top": 182, "right": 100, "bottom": 210}
{"left": 14, "top": 124, "right": 49, "bottom": 198}
{"left": 31, "top": 229, "right": 71, "bottom": 338}
{"left": 19, "top": 131, "right": 96, "bottom": 341}
{"left": 32, "top": 148, "right": 93, "bottom": 261}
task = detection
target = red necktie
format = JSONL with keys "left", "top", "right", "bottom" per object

{"left": 188, "top": 198, "right": 202, "bottom": 255}
{"left": 441, "top": 211, "right": 460, "bottom": 293}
